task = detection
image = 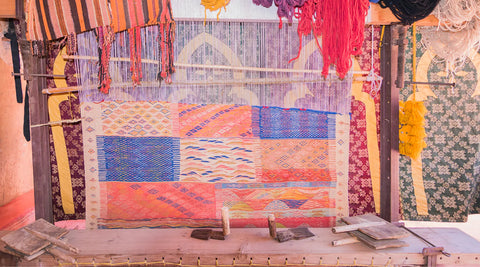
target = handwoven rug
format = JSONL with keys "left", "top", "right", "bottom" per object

{"left": 77, "top": 20, "right": 352, "bottom": 229}
{"left": 47, "top": 42, "right": 85, "bottom": 221}
{"left": 348, "top": 25, "right": 381, "bottom": 216}
{"left": 82, "top": 101, "right": 349, "bottom": 229}
{"left": 399, "top": 27, "right": 480, "bottom": 222}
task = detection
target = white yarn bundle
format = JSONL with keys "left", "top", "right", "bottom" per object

{"left": 420, "top": 0, "right": 480, "bottom": 76}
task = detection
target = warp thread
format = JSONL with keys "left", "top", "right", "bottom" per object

{"left": 97, "top": 26, "right": 115, "bottom": 94}
{"left": 291, "top": 0, "right": 369, "bottom": 78}
{"left": 377, "top": 0, "right": 440, "bottom": 25}
{"left": 129, "top": 27, "right": 142, "bottom": 87}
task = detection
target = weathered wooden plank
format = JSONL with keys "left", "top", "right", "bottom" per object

{"left": 2, "top": 228, "right": 477, "bottom": 266}
{"left": 1, "top": 219, "right": 67, "bottom": 256}
{"left": 380, "top": 24, "right": 401, "bottom": 223}
{"left": 341, "top": 214, "right": 410, "bottom": 240}
{"left": 348, "top": 230, "right": 408, "bottom": 250}
{"left": 29, "top": 58, "right": 54, "bottom": 223}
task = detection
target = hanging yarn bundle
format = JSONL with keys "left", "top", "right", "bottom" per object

{"left": 253, "top": 0, "right": 306, "bottom": 28}
{"left": 399, "top": 100, "right": 428, "bottom": 159}
{"left": 253, "top": 0, "right": 273, "bottom": 8}
{"left": 377, "top": 0, "right": 440, "bottom": 25}
{"left": 157, "top": 22, "right": 176, "bottom": 84}
{"left": 433, "top": 0, "right": 480, "bottom": 32}
{"left": 399, "top": 24, "right": 427, "bottom": 160}
{"left": 201, "top": 0, "right": 231, "bottom": 23}
{"left": 292, "top": 0, "right": 369, "bottom": 78}
{"left": 129, "top": 27, "right": 142, "bottom": 87}
{"left": 97, "top": 26, "right": 115, "bottom": 94}
{"left": 420, "top": 0, "right": 480, "bottom": 77}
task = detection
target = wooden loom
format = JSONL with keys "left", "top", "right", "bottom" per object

{"left": 3, "top": 1, "right": 480, "bottom": 266}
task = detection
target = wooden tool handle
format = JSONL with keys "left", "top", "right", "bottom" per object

{"left": 332, "top": 236, "right": 360, "bottom": 246}
{"left": 221, "top": 207, "right": 230, "bottom": 236}
{"left": 268, "top": 214, "right": 276, "bottom": 239}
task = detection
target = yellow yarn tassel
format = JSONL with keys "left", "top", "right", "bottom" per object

{"left": 399, "top": 99, "right": 427, "bottom": 159}
{"left": 399, "top": 23, "right": 427, "bottom": 160}
{"left": 201, "top": 0, "right": 231, "bottom": 25}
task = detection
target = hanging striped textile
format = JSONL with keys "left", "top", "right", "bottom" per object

{"left": 26, "top": 0, "right": 111, "bottom": 41}
{"left": 110, "top": 0, "right": 174, "bottom": 33}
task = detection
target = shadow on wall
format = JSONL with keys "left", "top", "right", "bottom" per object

{"left": 0, "top": 19, "right": 34, "bottom": 230}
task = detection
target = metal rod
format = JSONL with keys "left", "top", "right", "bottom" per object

{"left": 404, "top": 81, "right": 455, "bottom": 87}
{"left": 401, "top": 226, "right": 451, "bottom": 257}
{"left": 12, "top": 72, "right": 67, "bottom": 78}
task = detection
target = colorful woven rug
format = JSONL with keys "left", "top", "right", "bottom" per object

{"left": 47, "top": 42, "right": 85, "bottom": 221}
{"left": 399, "top": 27, "right": 480, "bottom": 221}
{"left": 82, "top": 101, "right": 349, "bottom": 229}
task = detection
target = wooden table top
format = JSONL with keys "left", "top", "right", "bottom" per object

{"left": 2, "top": 227, "right": 480, "bottom": 266}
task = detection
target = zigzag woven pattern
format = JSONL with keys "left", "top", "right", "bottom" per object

{"left": 83, "top": 101, "right": 347, "bottom": 229}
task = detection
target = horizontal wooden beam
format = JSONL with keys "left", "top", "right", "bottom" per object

{"left": 368, "top": 3, "right": 439, "bottom": 26}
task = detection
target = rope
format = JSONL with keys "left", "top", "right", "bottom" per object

{"left": 377, "top": 0, "right": 440, "bottom": 25}
{"left": 59, "top": 257, "right": 396, "bottom": 267}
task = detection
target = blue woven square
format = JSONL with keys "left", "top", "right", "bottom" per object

{"left": 257, "top": 106, "right": 336, "bottom": 139}
{"left": 97, "top": 136, "right": 180, "bottom": 182}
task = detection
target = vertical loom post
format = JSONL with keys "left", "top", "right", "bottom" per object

{"left": 18, "top": 15, "right": 54, "bottom": 222}
{"left": 380, "top": 24, "right": 401, "bottom": 223}
{"left": 30, "top": 56, "right": 54, "bottom": 222}
{"left": 222, "top": 207, "right": 230, "bottom": 236}
{"left": 268, "top": 214, "right": 277, "bottom": 239}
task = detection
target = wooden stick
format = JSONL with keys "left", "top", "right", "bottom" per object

{"left": 30, "top": 118, "right": 82, "bottom": 128}
{"left": 42, "top": 75, "right": 372, "bottom": 95}
{"left": 11, "top": 72, "right": 66, "bottom": 78}
{"left": 268, "top": 214, "right": 277, "bottom": 239}
{"left": 331, "top": 221, "right": 386, "bottom": 234}
{"left": 63, "top": 55, "right": 370, "bottom": 75}
{"left": 24, "top": 228, "right": 79, "bottom": 254}
{"left": 332, "top": 236, "right": 360, "bottom": 246}
{"left": 221, "top": 207, "right": 230, "bottom": 236}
